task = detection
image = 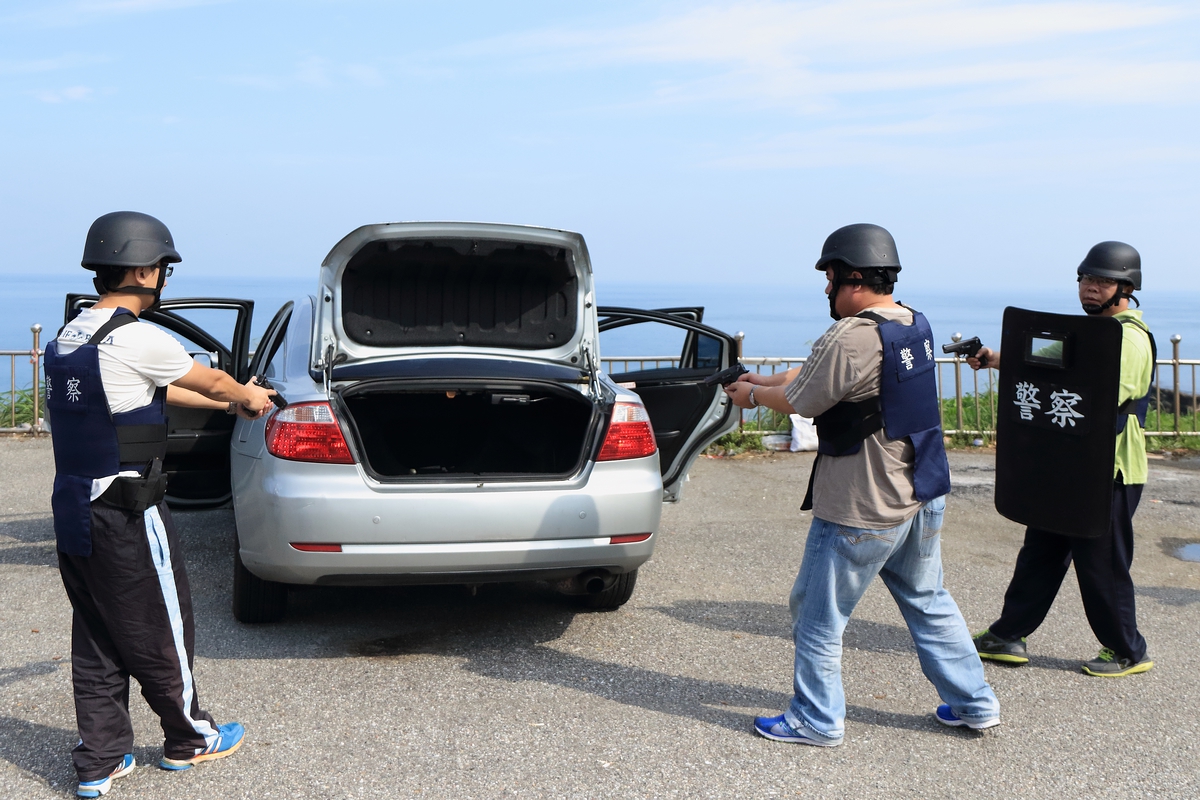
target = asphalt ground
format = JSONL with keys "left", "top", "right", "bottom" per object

{"left": 2, "top": 437, "right": 1199, "bottom": 799}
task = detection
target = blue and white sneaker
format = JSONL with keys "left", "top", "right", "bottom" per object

{"left": 77, "top": 753, "right": 135, "bottom": 798}
{"left": 935, "top": 704, "right": 1000, "bottom": 730}
{"left": 753, "top": 714, "right": 840, "bottom": 746}
{"left": 159, "top": 722, "right": 245, "bottom": 770}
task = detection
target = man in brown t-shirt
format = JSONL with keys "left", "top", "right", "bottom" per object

{"left": 725, "top": 223, "right": 998, "bottom": 745}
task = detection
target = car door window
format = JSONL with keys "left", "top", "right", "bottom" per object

{"left": 600, "top": 319, "right": 689, "bottom": 375}
{"left": 248, "top": 303, "right": 293, "bottom": 380}
{"left": 598, "top": 308, "right": 737, "bottom": 488}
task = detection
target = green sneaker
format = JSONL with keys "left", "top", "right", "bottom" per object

{"left": 973, "top": 629, "right": 1029, "bottom": 665}
{"left": 1081, "top": 648, "right": 1154, "bottom": 677}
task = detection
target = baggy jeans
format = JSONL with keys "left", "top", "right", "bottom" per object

{"left": 784, "top": 496, "right": 999, "bottom": 743}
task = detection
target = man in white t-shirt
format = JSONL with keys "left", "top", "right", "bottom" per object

{"left": 44, "top": 211, "right": 274, "bottom": 799}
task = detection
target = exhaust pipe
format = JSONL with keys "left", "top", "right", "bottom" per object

{"left": 554, "top": 570, "right": 616, "bottom": 596}
{"left": 578, "top": 569, "right": 614, "bottom": 594}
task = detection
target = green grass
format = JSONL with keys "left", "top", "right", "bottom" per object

{"left": 705, "top": 429, "right": 767, "bottom": 456}
{"left": 0, "top": 384, "right": 43, "bottom": 428}
{"left": 939, "top": 391, "right": 998, "bottom": 448}
{"left": 1146, "top": 408, "right": 1200, "bottom": 452}
{"left": 937, "top": 391, "right": 1200, "bottom": 451}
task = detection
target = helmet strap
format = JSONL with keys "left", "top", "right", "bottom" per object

{"left": 1081, "top": 284, "right": 1134, "bottom": 315}
{"left": 828, "top": 275, "right": 866, "bottom": 321}
{"left": 828, "top": 269, "right": 890, "bottom": 321}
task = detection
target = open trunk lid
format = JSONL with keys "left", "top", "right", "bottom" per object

{"left": 313, "top": 222, "right": 598, "bottom": 381}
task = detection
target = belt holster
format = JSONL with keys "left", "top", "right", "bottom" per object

{"left": 100, "top": 457, "right": 169, "bottom": 512}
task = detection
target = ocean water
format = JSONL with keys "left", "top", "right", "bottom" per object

{"left": 3, "top": 273, "right": 1198, "bottom": 390}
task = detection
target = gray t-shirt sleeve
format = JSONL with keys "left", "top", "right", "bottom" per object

{"left": 784, "top": 318, "right": 873, "bottom": 417}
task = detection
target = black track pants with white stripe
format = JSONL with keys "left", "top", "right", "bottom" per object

{"left": 58, "top": 500, "right": 219, "bottom": 781}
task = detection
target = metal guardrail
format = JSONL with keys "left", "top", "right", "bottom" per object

{"left": 1, "top": 324, "right": 44, "bottom": 434}
{"left": 5, "top": 324, "right": 1197, "bottom": 438}
{"left": 603, "top": 332, "right": 1200, "bottom": 439}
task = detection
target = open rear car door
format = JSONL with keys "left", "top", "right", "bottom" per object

{"left": 598, "top": 306, "right": 740, "bottom": 501}
{"left": 65, "top": 294, "right": 254, "bottom": 508}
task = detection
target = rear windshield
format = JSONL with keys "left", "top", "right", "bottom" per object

{"left": 340, "top": 238, "right": 578, "bottom": 350}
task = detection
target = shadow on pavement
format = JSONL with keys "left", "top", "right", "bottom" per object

{"left": 1135, "top": 584, "right": 1200, "bottom": 607}
{"left": 651, "top": 599, "right": 916, "bottom": 653}
{"left": 0, "top": 542, "right": 58, "bottom": 567}
{"left": 0, "top": 661, "right": 60, "bottom": 689}
{"left": 0, "top": 514, "right": 54, "bottom": 544}
{"left": 0, "top": 716, "right": 77, "bottom": 790}
{"left": 196, "top": 583, "right": 945, "bottom": 737}
{"left": 0, "top": 714, "right": 163, "bottom": 794}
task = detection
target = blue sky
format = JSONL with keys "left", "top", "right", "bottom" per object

{"left": 2, "top": 0, "right": 1198, "bottom": 295}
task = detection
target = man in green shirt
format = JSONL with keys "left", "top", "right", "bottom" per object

{"left": 966, "top": 241, "right": 1155, "bottom": 677}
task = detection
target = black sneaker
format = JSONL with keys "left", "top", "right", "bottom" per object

{"left": 1081, "top": 648, "right": 1154, "bottom": 677}
{"left": 973, "top": 629, "right": 1029, "bottom": 665}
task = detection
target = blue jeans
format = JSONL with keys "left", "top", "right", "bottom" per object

{"left": 784, "top": 496, "right": 999, "bottom": 743}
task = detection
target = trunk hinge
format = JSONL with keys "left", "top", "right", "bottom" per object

{"left": 321, "top": 344, "right": 334, "bottom": 396}
{"left": 582, "top": 343, "right": 600, "bottom": 401}
{"left": 319, "top": 344, "right": 346, "bottom": 397}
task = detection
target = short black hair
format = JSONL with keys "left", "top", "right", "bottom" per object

{"left": 833, "top": 264, "right": 894, "bottom": 295}
{"left": 93, "top": 265, "right": 131, "bottom": 294}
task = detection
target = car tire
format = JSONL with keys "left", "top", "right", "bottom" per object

{"left": 232, "top": 534, "right": 287, "bottom": 623}
{"left": 580, "top": 569, "right": 638, "bottom": 611}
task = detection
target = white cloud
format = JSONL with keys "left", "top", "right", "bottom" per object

{"left": 35, "top": 85, "right": 93, "bottom": 102}
{"left": 228, "top": 57, "right": 387, "bottom": 91}
{"left": 459, "top": 0, "right": 1199, "bottom": 109}
{"left": 5, "top": 0, "right": 231, "bottom": 26}
{"left": 0, "top": 54, "right": 103, "bottom": 75}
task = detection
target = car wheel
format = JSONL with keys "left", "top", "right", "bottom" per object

{"left": 580, "top": 569, "right": 638, "bottom": 611}
{"left": 232, "top": 533, "right": 287, "bottom": 623}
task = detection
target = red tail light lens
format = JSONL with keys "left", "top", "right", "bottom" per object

{"left": 264, "top": 402, "right": 355, "bottom": 464}
{"left": 609, "top": 533, "right": 653, "bottom": 544}
{"left": 597, "top": 402, "right": 657, "bottom": 461}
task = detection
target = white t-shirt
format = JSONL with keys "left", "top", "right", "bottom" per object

{"left": 56, "top": 307, "right": 195, "bottom": 412}
{"left": 54, "top": 307, "right": 195, "bottom": 498}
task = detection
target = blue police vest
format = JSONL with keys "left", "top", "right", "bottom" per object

{"left": 45, "top": 309, "right": 168, "bottom": 556}
{"left": 809, "top": 308, "right": 951, "bottom": 504}
{"left": 1115, "top": 317, "right": 1156, "bottom": 434}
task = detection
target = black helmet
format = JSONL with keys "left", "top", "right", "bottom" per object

{"left": 82, "top": 211, "right": 180, "bottom": 308}
{"left": 82, "top": 211, "right": 181, "bottom": 270}
{"left": 815, "top": 223, "right": 902, "bottom": 276}
{"left": 815, "top": 223, "right": 900, "bottom": 320}
{"left": 1077, "top": 241, "right": 1141, "bottom": 291}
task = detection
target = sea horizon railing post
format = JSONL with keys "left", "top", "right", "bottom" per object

{"left": 31, "top": 324, "right": 42, "bottom": 438}
{"left": 1172, "top": 334, "right": 1182, "bottom": 436}
{"left": 950, "top": 332, "right": 964, "bottom": 434}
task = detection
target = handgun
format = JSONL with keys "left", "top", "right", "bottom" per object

{"left": 941, "top": 337, "right": 988, "bottom": 367}
{"left": 703, "top": 363, "right": 750, "bottom": 387}
{"left": 253, "top": 375, "right": 289, "bottom": 409}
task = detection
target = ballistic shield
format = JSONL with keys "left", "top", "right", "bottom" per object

{"left": 994, "top": 307, "right": 1122, "bottom": 538}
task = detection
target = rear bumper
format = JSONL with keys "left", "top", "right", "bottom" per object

{"left": 232, "top": 454, "right": 663, "bottom": 585}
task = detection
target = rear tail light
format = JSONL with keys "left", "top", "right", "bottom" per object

{"left": 597, "top": 402, "right": 657, "bottom": 461}
{"left": 290, "top": 543, "right": 343, "bottom": 552}
{"left": 265, "top": 402, "right": 355, "bottom": 464}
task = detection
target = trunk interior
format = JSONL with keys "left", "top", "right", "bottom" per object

{"left": 340, "top": 383, "right": 596, "bottom": 480}
{"left": 339, "top": 238, "right": 578, "bottom": 350}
